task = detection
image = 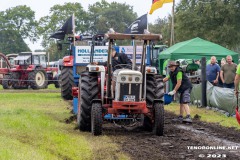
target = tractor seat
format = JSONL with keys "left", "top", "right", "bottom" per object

{"left": 185, "top": 63, "right": 199, "bottom": 73}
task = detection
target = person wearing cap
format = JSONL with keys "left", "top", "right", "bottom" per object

{"left": 163, "top": 61, "right": 193, "bottom": 123}
{"left": 93, "top": 46, "right": 132, "bottom": 71}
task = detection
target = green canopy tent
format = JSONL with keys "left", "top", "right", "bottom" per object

{"left": 159, "top": 37, "right": 239, "bottom": 74}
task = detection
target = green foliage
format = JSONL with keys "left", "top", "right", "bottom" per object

{"left": 38, "top": 2, "right": 88, "bottom": 47}
{"left": 0, "top": 5, "right": 37, "bottom": 53}
{"left": 4, "top": 5, "right": 38, "bottom": 42}
{"left": 88, "top": 0, "right": 137, "bottom": 34}
{"left": 175, "top": 0, "right": 240, "bottom": 49}
{"left": 149, "top": 16, "right": 171, "bottom": 46}
{"left": 0, "top": 30, "right": 30, "bottom": 54}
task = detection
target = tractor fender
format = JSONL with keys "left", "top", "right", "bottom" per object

{"left": 63, "top": 56, "right": 73, "bottom": 67}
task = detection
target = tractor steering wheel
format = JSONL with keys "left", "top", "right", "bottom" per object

{"left": 113, "top": 64, "right": 132, "bottom": 70}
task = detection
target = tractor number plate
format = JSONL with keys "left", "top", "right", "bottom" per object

{"left": 123, "top": 95, "right": 135, "bottom": 102}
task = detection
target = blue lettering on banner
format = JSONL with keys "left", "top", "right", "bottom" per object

{"left": 78, "top": 49, "right": 90, "bottom": 53}
{"left": 94, "top": 49, "right": 108, "bottom": 53}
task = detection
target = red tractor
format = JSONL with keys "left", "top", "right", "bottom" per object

{"left": 77, "top": 33, "right": 165, "bottom": 136}
{"left": 2, "top": 52, "right": 49, "bottom": 89}
{"left": 0, "top": 53, "right": 13, "bottom": 87}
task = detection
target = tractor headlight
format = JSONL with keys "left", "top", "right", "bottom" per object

{"left": 121, "top": 76, "right": 126, "bottom": 81}
{"left": 135, "top": 76, "right": 140, "bottom": 82}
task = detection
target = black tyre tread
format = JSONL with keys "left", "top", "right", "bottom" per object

{"left": 153, "top": 102, "right": 164, "bottom": 136}
{"left": 28, "top": 70, "right": 48, "bottom": 89}
{"left": 143, "top": 116, "right": 153, "bottom": 131}
{"left": 2, "top": 75, "right": 12, "bottom": 89}
{"left": 54, "top": 75, "right": 60, "bottom": 88}
{"left": 12, "top": 72, "right": 22, "bottom": 89}
{"left": 146, "top": 74, "right": 164, "bottom": 105}
{"left": 91, "top": 102, "right": 102, "bottom": 136}
{"left": 79, "top": 71, "right": 98, "bottom": 131}
{"left": 61, "top": 67, "right": 75, "bottom": 100}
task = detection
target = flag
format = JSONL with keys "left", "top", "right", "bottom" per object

{"left": 49, "top": 15, "right": 75, "bottom": 40}
{"left": 125, "top": 14, "right": 147, "bottom": 34}
{"left": 149, "top": 0, "right": 173, "bottom": 15}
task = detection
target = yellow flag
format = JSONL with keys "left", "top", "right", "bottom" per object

{"left": 149, "top": 0, "right": 173, "bottom": 15}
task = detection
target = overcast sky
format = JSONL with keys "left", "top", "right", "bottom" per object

{"left": 0, "top": 0, "right": 180, "bottom": 51}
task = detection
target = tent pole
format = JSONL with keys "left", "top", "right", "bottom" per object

{"left": 170, "top": 0, "right": 175, "bottom": 46}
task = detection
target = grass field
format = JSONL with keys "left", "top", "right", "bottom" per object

{"left": 0, "top": 89, "right": 129, "bottom": 160}
{"left": 165, "top": 103, "right": 240, "bottom": 130}
{"left": 0, "top": 84, "right": 240, "bottom": 159}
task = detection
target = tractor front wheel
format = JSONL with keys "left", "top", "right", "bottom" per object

{"left": 28, "top": 70, "right": 48, "bottom": 89}
{"left": 78, "top": 71, "right": 98, "bottom": 132}
{"left": 91, "top": 102, "right": 102, "bottom": 136}
{"left": 2, "top": 74, "right": 12, "bottom": 89}
{"left": 153, "top": 102, "right": 164, "bottom": 136}
{"left": 61, "top": 67, "right": 75, "bottom": 100}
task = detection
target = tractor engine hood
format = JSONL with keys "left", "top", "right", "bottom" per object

{"left": 113, "top": 69, "right": 142, "bottom": 84}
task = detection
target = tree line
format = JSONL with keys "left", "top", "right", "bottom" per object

{"left": 0, "top": 0, "right": 239, "bottom": 60}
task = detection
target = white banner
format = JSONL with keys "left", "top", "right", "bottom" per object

{"left": 119, "top": 46, "right": 143, "bottom": 64}
{"left": 75, "top": 46, "right": 108, "bottom": 64}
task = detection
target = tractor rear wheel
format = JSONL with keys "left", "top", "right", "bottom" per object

{"left": 78, "top": 71, "right": 98, "bottom": 132}
{"left": 54, "top": 74, "right": 61, "bottom": 88}
{"left": 153, "top": 102, "right": 164, "bottom": 136}
{"left": 61, "top": 67, "right": 75, "bottom": 100}
{"left": 144, "top": 74, "right": 164, "bottom": 132}
{"left": 146, "top": 74, "right": 164, "bottom": 106}
{"left": 91, "top": 102, "right": 102, "bottom": 136}
{"left": 2, "top": 74, "right": 12, "bottom": 89}
{"left": 28, "top": 70, "right": 48, "bottom": 89}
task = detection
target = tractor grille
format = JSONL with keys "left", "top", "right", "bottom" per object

{"left": 119, "top": 83, "right": 140, "bottom": 101}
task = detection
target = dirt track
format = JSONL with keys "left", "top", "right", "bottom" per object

{"left": 103, "top": 112, "right": 240, "bottom": 160}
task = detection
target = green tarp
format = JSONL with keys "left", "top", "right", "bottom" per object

{"left": 191, "top": 82, "right": 236, "bottom": 115}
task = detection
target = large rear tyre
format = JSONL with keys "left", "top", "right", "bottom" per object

{"left": 91, "top": 102, "right": 102, "bottom": 136}
{"left": 28, "top": 70, "right": 48, "bottom": 89}
{"left": 78, "top": 71, "right": 98, "bottom": 132}
{"left": 146, "top": 74, "right": 164, "bottom": 106}
{"left": 153, "top": 102, "right": 164, "bottom": 136}
{"left": 143, "top": 75, "right": 164, "bottom": 131}
{"left": 61, "top": 67, "right": 75, "bottom": 100}
{"left": 2, "top": 74, "right": 12, "bottom": 89}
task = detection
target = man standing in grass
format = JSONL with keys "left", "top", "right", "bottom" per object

{"left": 163, "top": 61, "right": 192, "bottom": 123}
{"left": 206, "top": 56, "right": 220, "bottom": 86}
{"left": 221, "top": 55, "right": 237, "bottom": 88}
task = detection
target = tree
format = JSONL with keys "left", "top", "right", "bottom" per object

{"left": 38, "top": 2, "right": 88, "bottom": 48}
{"left": 4, "top": 5, "right": 38, "bottom": 43}
{"left": 175, "top": 0, "right": 240, "bottom": 49}
{"left": 0, "top": 30, "right": 30, "bottom": 55}
{"left": 149, "top": 16, "right": 171, "bottom": 46}
{"left": 88, "top": 0, "right": 137, "bottom": 34}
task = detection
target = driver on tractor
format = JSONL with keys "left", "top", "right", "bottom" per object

{"left": 93, "top": 46, "right": 132, "bottom": 71}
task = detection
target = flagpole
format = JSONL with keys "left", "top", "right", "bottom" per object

{"left": 72, "top": 13, "right": 75, "bottom": 46}
{"left": 170, "top": 0, "right": 175, "bottom": 46}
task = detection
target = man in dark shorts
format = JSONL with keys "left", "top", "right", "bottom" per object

{"left": 163, "top": 61, "right": 193, "bottom": 123}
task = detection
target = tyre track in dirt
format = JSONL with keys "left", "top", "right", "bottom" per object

{"left": 102, "top": 112, "right": 240, "bottom": 160}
